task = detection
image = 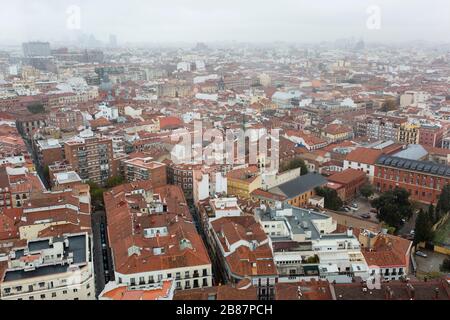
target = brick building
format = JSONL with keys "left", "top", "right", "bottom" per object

{"left": 122, "top": 156, "right": 167, "bottom": 187}
{"left": 64, "top": 136, "right": 116, "bottom": 186}
{"left": 327, "top": 168, "right": 367, "bottom": 202}
{"left": 374, "top": 155, "right": 450, "bottom": 204}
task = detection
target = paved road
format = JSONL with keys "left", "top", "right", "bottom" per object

{"left": 341, "top": 197, "right": 379, "bottom": 223}
{"left": 91, "top": 209, "right": 114, "bottom": 297}
{"left": 324, "top": 209, "right": 381, "bottom": 232}
{"left": 415, "top": 249, "right": 448, "bottom": 274}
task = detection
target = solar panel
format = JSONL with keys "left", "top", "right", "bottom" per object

{"left": 404, "top": 161, "right": 412, "bottom": 169}
{"left": 424, "top": 165, "right": 432, "bottom": 172}
{"left": 410, "top": 162, "right": 418, "bottom": 170}
{"left": 446, "top": 169, "right": 450, "bottom": 176}
{"left": 391, "top": 159, "right": 399, "bottom": 167}
{"left": 438, "top": 167, "right": 446, "bottom": 175}
{"left": 385, "top": 158, "right": 392, "bottom": 165}
{"left": 417, "top": 164, "right": 425, "bottom": 171}
{"left": 431, "top": 166, "right": 439, "bottom": 174}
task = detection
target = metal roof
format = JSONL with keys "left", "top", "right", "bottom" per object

{"left": 377, "top": 155, "right": 450, "bottom": 177}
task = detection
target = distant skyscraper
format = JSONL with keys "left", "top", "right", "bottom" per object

{"left": 109, "top": 34, "right": 118, "bottom": 47}
{"left": 22, "top": 41, "right": 51, "bottom": 57}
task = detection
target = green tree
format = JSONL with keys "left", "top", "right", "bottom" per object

{"left": 371, "top": 187, "right": 413, "bottom": 232}
{"left": 440, "top": 257, "right": 450, "bottom": 272}
{"left": 381, "top": 99, "right": 397, "bottom": 112}
{"left": 105, "top": 176, "right": 125, "bottom": 189}
{"left": 360, "top": 184, "right": 374, "bottom": 199}
{"left": 87, "top": 181, "right": 105, "bottom": 205}
{"left": 280, "top": 158, "right": 308, "bottom": 175}
{"left": 427, "top": 203, "right": 436, "bottom": 225}
{"left": 413, "top": 209, "right": 434, "bottom": 247}
{"left": 315, "top": 187, "right": 343, "bottom": 211}
{"left": 436, "top": 184, "right": 450, "bottom": 223}
{"left": 27, "top": 102, "right": 45, "bottom": 114}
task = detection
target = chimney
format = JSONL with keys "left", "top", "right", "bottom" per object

{"left": 346, "top": 227, "right": 353, "bottom": 237}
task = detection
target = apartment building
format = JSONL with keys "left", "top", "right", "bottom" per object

{"left": 359, "top": 229, "right": 412, "bottom": 281}
{"left": 104, "top": 181, "right": 212, "bottom": 292}
{"left": 209, "top": 215, "right": 278, "bottom": 300}
{"left": 398, "top": 123, "right": 420, "bottom": 145}
{"left": 255, "top": 205, "right": 369, "bottom": 284}
{"left": 418, "top": 124, "right": 446, "bottom": 148}
{"left": 0, "top": 233, "right": 95, "bottom": 300}
{"left": 357, "top": 116, "right": 406, "bottom": 141}
{"left": 64, "top": 136, "right": 116, "bottom": 186}
{"left": 226, "top": 166, "right": 262, "bottom": 199}
{"left": 343, "top": 147, "right": 383, "bottom": 183}
{"left": 122, "top": 156, "right": 167, "bottom": 187}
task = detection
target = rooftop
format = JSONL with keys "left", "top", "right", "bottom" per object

{"left": 269, "top": 173, "right": 327, "bottom": 199}
{"left": 376, "top": 155, "right": 450, "bottom": 177}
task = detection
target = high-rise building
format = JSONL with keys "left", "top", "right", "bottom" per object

{"left": 64, "top": 136, "right": 116, "bottom": 186}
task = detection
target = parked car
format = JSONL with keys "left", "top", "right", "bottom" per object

{"left": 415, "top": 251, "right": 427, "bottom": 258}
{"left": 343, "top": 207, "right": 351, "bottom": 212}
{"left": 360, "top": 213, "right": 371, "bottom": 219}
{"left": 351, "top": 203, "right": 358, "bottom": 209}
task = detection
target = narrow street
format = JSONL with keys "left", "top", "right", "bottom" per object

{"left": 91, "top": 209, "right": 114, "bottom": 297}
{"left": 187, "top": 200, "right": 225, "bottom": 286}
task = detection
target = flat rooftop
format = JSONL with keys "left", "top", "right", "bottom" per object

{"left": 3, "top": 234, "right": 88, "bottom": 282}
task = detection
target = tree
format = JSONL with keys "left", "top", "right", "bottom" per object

{"left": 440, "top": 257, "right": 450, "bottom": 272}
{"left": 27, "top": 102, "right": 45, "bottom": 114}
{"left": 413, "top": 209, "right": 434, "bottom": 247}
{"left": 360, "top": 184, "right": 374, "bottom": 199}
{"left": 105, "top": 176, "right": 125, "bottom": 189}
{"left": 427, "top": 203, "right": 436, "bottom": 225}
{"left": 436, "top": 184, "right": 450, "bottom": 223}
{"left": 280, "top": 158, "right": 308, "bottom": 175}
{"left": 371, "top": 187, "right": 413, "bottom": 232}
{"left": 381, "top": 99, "right": 397, "bottom": 112}
{"left": 87, "top": 181, "right": 105, "bottom": 205}
{"left": 315, "top": 187, "right": 343, "bottom": 211}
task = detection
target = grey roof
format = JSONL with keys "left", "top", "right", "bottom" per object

{"left": 3, "top": 234, "right": 88, "bottom": 282}
{"left": 269, "top": 173, "right": 327, "bottom": 199}
{"left": 392, "top": 144, "right": 428, "bottom": 160}
{"left": 377, "top": 155, "right": 450, "bottom": 177}
{"left": 257, "top": 206, "right": 329, "bottom": 240}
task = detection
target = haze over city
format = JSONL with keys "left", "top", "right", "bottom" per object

{"left": 0, "top": 0, "right": 449, "bottom": 45}
{"left": 0, "top": 0, "right": 449, "bottom": 309}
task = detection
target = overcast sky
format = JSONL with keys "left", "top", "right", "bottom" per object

{"left": 0, "top": 0, "right": 449, "bottom": 45}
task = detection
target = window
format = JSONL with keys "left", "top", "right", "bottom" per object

{"left": 40, "top": 294, "right": 46, "bottom": 299}
{"left": 52, "top": 293, "right": 56, "bottom": 298}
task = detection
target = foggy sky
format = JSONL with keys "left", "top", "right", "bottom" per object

{"left": 0, "top": 0, "right": 449, "bottom": 45}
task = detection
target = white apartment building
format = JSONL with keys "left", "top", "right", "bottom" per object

{"left": 255, "top": 204, "right": 369, "bottom": 284}
{"left": 0, "top": 233, "right": 95, "bottom": 300}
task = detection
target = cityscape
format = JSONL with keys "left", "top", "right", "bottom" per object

{"left": 0, "top": 1, "right": 449, "bottom": 305}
